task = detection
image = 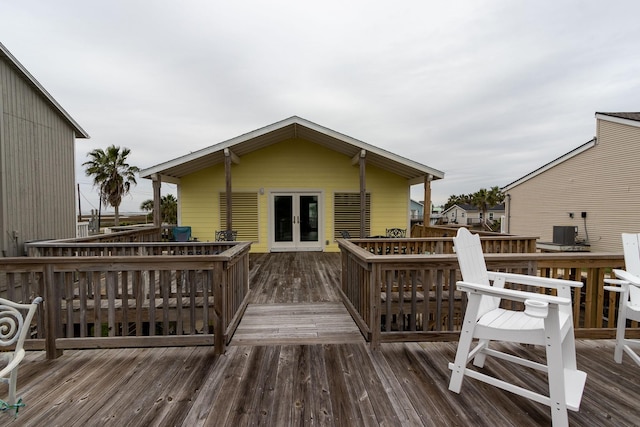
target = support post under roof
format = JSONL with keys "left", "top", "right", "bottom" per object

{"left": 359, "top": 150, "right": 366, "bottom": 238}
{"left": 224, "top": 148, "right": 233, "bottom": 231}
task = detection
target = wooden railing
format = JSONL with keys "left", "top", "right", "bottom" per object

{"left": 412, "top": 224, "right": 536, "bottom": 240}
{"left": 25, "top": 241, "right": 236, "bottom": 257}
{"left": 1, "top": 241, "right": 251, "bottom": 358}
{"left": 348, "top": 234, "right": 538, "bottom": 256}
{"left": 31, "top": 225, "right": 163, "bottom": 247}
{"left": 338, "top": 238, "right": 634, "bottom": 349}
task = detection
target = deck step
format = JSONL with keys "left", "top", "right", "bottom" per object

{"left": 231, "top": 302, "right": 364, "bottom": 346}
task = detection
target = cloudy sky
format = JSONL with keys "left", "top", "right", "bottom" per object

{"left": 2, "top": 1, "right": 639, "bottom": 214}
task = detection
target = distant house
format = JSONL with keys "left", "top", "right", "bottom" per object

{"left": 502, "top": 112, "right": 640, "bottom": 252}
{"left": 0, "top": 43, "right": 89, "bottom": 257}
{"left": 139, "top": 116, "right": 444, "bottom": 252}
{"left": 441, "top": 203, "right": 505, "bottom": 228}
{"left": 410, "top": 199, "right": 424, "bottom": 222}
{"left": 441, "top": 204, "right": 466, "bottom": 225}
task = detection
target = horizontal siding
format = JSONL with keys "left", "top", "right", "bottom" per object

{"left": 180, "top": 168, "right": 221, "bottom": 242}
{"left": 180, "top": 138, "right": 410, "bottom": 252}
{"left": 507, "top": 119, "right": 640, "bottom": 252}
{"left": 1, "top": 59, "right": 76, "bottom": 256}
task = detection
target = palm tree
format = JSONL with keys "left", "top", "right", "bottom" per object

{"left": 160, "top": 194, "right": 178, "bottom": 225}
{"left": 83, "top": 145, "right": 140, "bottom": 227}
{"left": 140, "top": 194, "right": 178, "bottom": 224}
{"left": 470, "top": 186, "right": 504, "bottom": 230}
{"left": 444, "top": 194, "right": 472, "bottom": 211}
{"left": 140, "top": 199, "right": 154, "bottom": 223}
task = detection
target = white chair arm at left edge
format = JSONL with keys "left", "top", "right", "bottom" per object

{"left": 613, "top": 269, "right": 640, "bottom": 287}
{"left": 603, "top": 278, "right": 628, "bottom": 293}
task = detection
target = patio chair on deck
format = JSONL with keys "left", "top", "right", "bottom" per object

{"left": 215, "top": 230, "right": 238, "bottom": 241}
{"left": 448, "top": 227, "right": 586, "bottom": 426}
{"left": 604, "top": 233, "right": 640, "bottom": 366}
{"left": 385, "top": 228, "right": 406, "bottom": 238}
{"left": 0, "top": 297, "right": 42, "bottom": 406}
{"left": 385, "top": 228, "right": 407, "bottom": 253}
{"left": 172, "top": 226, "right": 193, "bottom": 242}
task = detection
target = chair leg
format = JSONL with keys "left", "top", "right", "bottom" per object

{"left": 614, "top": 300, "right": 628, "bottom": 364}
{"left": 545, "top": 308, "right": 569, "bottom": 427}
{"left": 449, "top": 329, "right": 474, "bottom": 393}
{"left": 8, "top": 368, "right": 18, "bottom": 405}
{"left": 449, "top": 294, "right": 482, "bottom": 393}
{"left": 472, "top": 339, "right": 490, "bottom": 368}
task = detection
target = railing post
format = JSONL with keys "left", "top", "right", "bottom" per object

{"left": 43, "top": 264, "right": 62, "bottom": 359}
{"left": 213, "top": 262, "right": 225, "bottom": 354}
{"left": 370, "top": 263, "right": 381, "bottom": 350}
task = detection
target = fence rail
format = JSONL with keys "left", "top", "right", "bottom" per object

{"left": 337, "top": 238, "right": 634, "bottom": 349}
{"left": 1, "top": 241, "right": 251, "bottom": 358}
{"left": 348, "top": 234, "right": 538, "bottom": 256}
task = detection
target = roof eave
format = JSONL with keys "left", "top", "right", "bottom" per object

{"left": 502, "top": 138, "right": 596, "bottom": 192}
{"left": 140, "top": 116, "right": 445, "bottom": 183}
{"left": 595, "top": 112, "right": 640, "bottom": 128}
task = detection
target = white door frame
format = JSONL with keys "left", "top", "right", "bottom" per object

{"left": 269, "top": 190, "right": 323, "bottom": 252}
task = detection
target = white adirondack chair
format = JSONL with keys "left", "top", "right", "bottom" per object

{"left": 0, "top": 297, "right": 42, "bottom": 406}
{"left": 603, "top": 233, "right": 640, "bottom": 366}
{"left": 448, "top": 228, "right": 587, "bottom": 427}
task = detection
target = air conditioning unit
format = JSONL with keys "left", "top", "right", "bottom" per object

{"left": 553, "top": 226, "right": 576, "bottom": 246}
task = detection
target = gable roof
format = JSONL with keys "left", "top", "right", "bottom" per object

{"left": 441, "top": 204, "right": 468, "bottom": 215}
{"left": 503, "top": 112, "right": 640, "bottom": 192}
{"left": 139, "top": 116, "right": 444, "bottom": 185}
{"left": 502, "top": 138, "right": 597, "bottom": 192}
{"left": 0, "top": 42, "right": 89, "bottom": 139}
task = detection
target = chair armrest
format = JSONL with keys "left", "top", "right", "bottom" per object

{"left": 603, "top": 278, "right": 625, "bottom": 293}
{"left": 456, "top": 281, "right": 572, "bottom": 306}
{"left": 488, "top": 271, "right": 583, "bottom": 289}
{"left": 613, "top": 269, "right": 640, "bottom": 287}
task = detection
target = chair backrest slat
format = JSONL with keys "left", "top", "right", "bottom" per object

{"left": 622, "top": 233, "right": 640, "bottom": 304}
{"left": 453, "top": 228, "right": 500, "bottom": 317}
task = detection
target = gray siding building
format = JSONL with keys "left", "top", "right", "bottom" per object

{"left": 0, "top": 42, "right": 88, "bottom": 256}
{"left": 502, "top": 112, "right": 640, "bottom": 252}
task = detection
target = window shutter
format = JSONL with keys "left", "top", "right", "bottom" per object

{"left": 334, "top": 192, "right": 370, "bottom": 239}
{"left": 219, "top": 192, "right": 259, "bottom": 241}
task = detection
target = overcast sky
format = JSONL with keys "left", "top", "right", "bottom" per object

{"left": 2, "top": 1, "right": 640, "bottom": 214}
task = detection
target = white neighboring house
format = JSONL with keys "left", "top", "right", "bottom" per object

{"left": 441, "top": 203, "right": 505, "bottom": 228}
{"left": 502, "top": 112, "right": 640, "bottom": 252}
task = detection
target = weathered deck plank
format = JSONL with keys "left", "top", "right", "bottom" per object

{"left": 7, "top": 340, "right": 640, "bottom": 426}
{"left": 4, "top": 253, "right": 640, "bottom": 426}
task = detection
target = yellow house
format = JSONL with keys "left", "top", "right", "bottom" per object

{"left": 139, "top": 117, "right": 444, "bottom": 252}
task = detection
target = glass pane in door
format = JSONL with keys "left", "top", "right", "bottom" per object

{"left": 299, "top": 195, "right": 319, "bottom": 242}
{"left": 274, "top": 195, "right": 293, "bottom": 242}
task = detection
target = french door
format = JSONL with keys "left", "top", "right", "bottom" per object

{"left": 271, "top": 192, "right": 322, "bottom": 251}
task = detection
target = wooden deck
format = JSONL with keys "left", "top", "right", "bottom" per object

{"left": 5, "top": 253, "right": 640, "bottom": 426}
